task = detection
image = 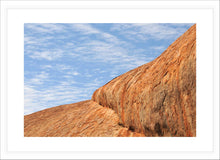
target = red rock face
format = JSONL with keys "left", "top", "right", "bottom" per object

{"left": 24, "top": 100, "right": 144, "bottom": 137}
{"left": 24, "top": 24, "right": 196, "bottom": 137}
{"left": 92, "top": 24, "right": 196, "bottom": 137}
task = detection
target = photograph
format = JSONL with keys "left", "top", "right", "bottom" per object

{"left": 24, "top": 23, "right": 196, "bottom": 137}
{"left": 1, "top": 0, "right": 219, "bottom": 159}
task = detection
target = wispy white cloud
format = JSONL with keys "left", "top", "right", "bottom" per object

{"left": 26, "top": 71, "right": 49, "bottom": 85}
{"left": 24, "top": 36, "right": 36, "bottom": 45}
{"left": 150, "top": 46, "right": 166, "bottom": 51}
{"left": 67, "top": 71, "right": 80, "bottom": 76}
{"left": 24, "top": 85, "right": 40, "bottom": 114}
{"left": 24, "top": 83, "right": 80, "bottom": 115}
{"left": 25, "top": 23, "right": 66, "bottom": 33}
{"left": 111, "top": 23, "right": 193, "bottom": 41}
{"left": 70, "top": 23, "right": 99, "bottom": 34}
{"left": 24, "top": 35, "right": 53, "bottom": 45}
{"left": 55, "top": 64, "right": 72, "bottom": 71}
{"left": 24, "top": 76, "right": 104, "bottom": 115}
{"left": 71, "top": 23, "right": 125, "bottom": 45}
{"left": 41, "top": 64, "right": 77, "bottom": 73}
{"left": 83, "top": 78, "right": 103, "bottom": 88}
{"left": 71, "top": 40, "right": 153, "bottom": 71}
{"left": 41, "top": 65, "right": 53, "bottom": 70}
{"left": 30, "top": 49, "right": 63, "bottom": 60}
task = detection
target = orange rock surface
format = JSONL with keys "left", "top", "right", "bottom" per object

{"left": 24, "top": 100, "right": 144, "bottom": 137}
{"left": 24, "top": 24, "right": 196, "bottom": 137}
{"left": 92, "top": 24, "right": 196, "bottom": 137}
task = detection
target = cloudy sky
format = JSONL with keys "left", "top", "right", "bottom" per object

{"left": 24, "top": 23, "right": 193, "bottom": 115}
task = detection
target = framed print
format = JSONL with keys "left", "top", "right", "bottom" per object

{"left": 1, "top": 0, "right": 219, "bottom": 159}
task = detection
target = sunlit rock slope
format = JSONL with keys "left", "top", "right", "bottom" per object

{"left": 24, "top": 100, "right": 144, "bottom": 137}
{"left": 92, "top": 24, "right": 196, "bottom": 137}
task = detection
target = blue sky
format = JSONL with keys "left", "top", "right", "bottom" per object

{"left": 24, "top": 23, "right": 193, "bottom": 115}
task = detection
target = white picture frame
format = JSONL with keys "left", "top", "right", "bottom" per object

{"left": 0, "top": 0, "right": 219, "bottom": 159}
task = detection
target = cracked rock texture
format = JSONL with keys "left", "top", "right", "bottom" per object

{"left": 92, "top": 24, "right": 196, "bottom": 137}
{"left": 24, "top": 100, "right": 144, "bottom": 137}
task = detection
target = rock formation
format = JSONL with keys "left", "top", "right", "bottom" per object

{"left": 92, "top": 24, "right": 196, "bottom": 137}
{"left": 24, "top": 24, "right": 196, "bottom": 137}
{"left": 24, "top": 100, "right": 144, "bottom": 137}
